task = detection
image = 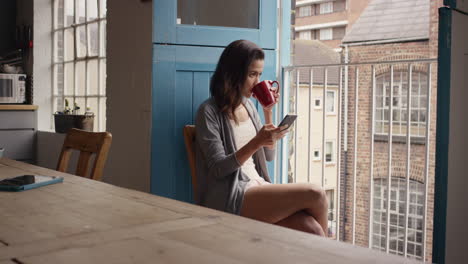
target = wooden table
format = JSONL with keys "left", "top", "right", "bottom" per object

{"left": 0, "top": 158, "right": 418, "bottom": 263}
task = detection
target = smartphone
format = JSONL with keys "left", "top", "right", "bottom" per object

{"left": 0, "top": 175, "right": 63, "bottom": 192}
{"left": 278, "top": 114, "right": 297, "bottom": 131}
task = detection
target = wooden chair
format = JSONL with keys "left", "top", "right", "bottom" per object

{"left": 57, "top": 128, "right": 112, "bottom": 181}
{"left": 183, "top": 125, "right": 197, "bottom": 199}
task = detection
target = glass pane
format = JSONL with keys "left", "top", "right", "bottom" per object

{"left": 99, "top": 0, "right": 107, "bottom": 18}
{"left": 64, "top": 62, "right": 74, "bottom": 95}
{"left": 64, "top": 28, "right": 74, "bottom": 61}
{"left": 54, "top": 31, "right": 64, "bottom": 63}
{"left": 87, "top": 60, "right": 98, "bottom": 95}
{"left": 87, "top": 0, "right": 98, "bottom": 21}
{"left": 54, "top": 96, "right": 64, "bottom": 114}
{"left": 87, "top": 97, "right": 98, "bottom": 131}
{"left": 177, "top": 0, "right": 259, "bottom": 29}
{"left": 76, "top": 25, "right": 87, "bottom": 58}
{"left": 76, "top": 61, "right": 86, "bottom": 96}
{"left": 88, "top": 22, "right": 99, "bottom": 56}
{"left": 100, "top": 20, "right": 106, "bottom": 57}
{"left": 99, "top": 59, "right": 106, "bottom": 95}
{"left": 54, "top": 0, "right": 64, "bottom": 29}
{"left": 99, "top": 97, "right": 107, "bottom": 131}
{"left": 53, "top": 64, "right": 64, "bottom": 96}
{"left": 76, "top": 0, "right": 86, "bottom": 23}
{"left": 75, "top": 97, "right": 85, "bottom": 115}
{"left": 64, "top": 0, "right": 74, "bottom": 27}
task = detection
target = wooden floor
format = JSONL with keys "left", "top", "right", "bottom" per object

{"left": 0, "top": 158, "right": 420, "bottom": 263}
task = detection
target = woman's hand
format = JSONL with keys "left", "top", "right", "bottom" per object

{"left": 254, "top": 123, "right": 288, "bottom": 149}
{"left": 262, "top": 91, "right": 280, "bottom": 112}
{"left": 263, "top": 92, "right": 279, "bottom": 125}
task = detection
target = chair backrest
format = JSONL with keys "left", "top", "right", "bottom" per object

{"left": 183, "top": 125, "right": 197, "bottom": 198}
{"left": 57, "top": 128, "right": 112, "bottom": 181}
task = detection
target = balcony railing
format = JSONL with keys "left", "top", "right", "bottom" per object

{"left": 279, "top": 58, "right": 437, "bottom": 261}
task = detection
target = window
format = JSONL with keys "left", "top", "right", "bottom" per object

{"left": 314, "top": 97, "right": 322, "bottom": 109}
{"left": 325, "top": 141, "right": 334, "bottom": 163}
{"left": 319, "top": 28, "right": 333, "bottom": 40}
{"left": 320, "top": 2, "right": 333, "bottom": 14}
{"left": 53, "top": 0, "right": 107, "bottom": 131}
{"left": 299, "top": 30, "right": 312, "bottom": 40}
{"left": 326, "top": 90, "right": 336, "bottom": 114}
{"left": 313, "top": 149, "right": 321, "bottom": 161}
{"left": 372, "top": 178, "right": 424, "bottom": 260}
{"left": 374, "top": 71, "right": 428, "bottom": 137}
{"left": 298, "top": 5, "right": 312, "bottom": 17}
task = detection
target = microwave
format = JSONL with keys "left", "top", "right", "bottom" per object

{"left": 0, "top": 73, "right": 26, "bottom": 104}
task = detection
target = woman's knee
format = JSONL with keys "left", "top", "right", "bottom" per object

{"left": 305, "top": 184, "right": 328, "bottom": 209}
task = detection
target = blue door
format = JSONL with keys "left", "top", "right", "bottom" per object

{"left": 152, "top": 0, "right": 279, "bottom": 202}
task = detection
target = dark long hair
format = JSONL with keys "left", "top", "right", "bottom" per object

{"left": 210, "top": 40, "right": 264, "bottom": 122}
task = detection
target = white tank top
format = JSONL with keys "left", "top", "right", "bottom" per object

{"left": 229, "top": 117, "right": 267, "bottom": 185}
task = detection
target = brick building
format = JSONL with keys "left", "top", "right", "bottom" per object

{"left": 338, "top": 0, "right": 442, "bottom": 261}
{"left": 294, "top": 0, "right": 370, "bottom": 51}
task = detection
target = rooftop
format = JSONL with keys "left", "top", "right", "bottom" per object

{"left": 342, "top": 0, "right": 429, "bottom": 44}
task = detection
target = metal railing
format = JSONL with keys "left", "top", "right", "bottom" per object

{"left": 280, "top": 58, "right": 437, "bottom": 261}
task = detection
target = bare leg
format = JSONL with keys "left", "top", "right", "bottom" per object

{"left": 275, "top": 210, "right": 325, "bottom": 236}
{"left": 240, "top": 183, "right": 328, "bottom": 235}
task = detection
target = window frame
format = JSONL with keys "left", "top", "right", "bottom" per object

{"left": 325, "top": 140, "right": 335, "bottom": 164}
{"left": 299, "top": 30, "right": 312, "bottom": 40}
{"left": 374, "top": 71, "right": 427, "bottom": 139}
{"left": 52, "top": 0, "right": 107, "bottom": 132}
{"left": 319, "top": 28, "right": 333, "bottom": 40}
{"left": 372, "top": 178, "right": 425, "bottom": 260}
{"left": 298, "top": 5, "right": 312, "bottom": 17}
{"left": 319, "top": 2, "right": 333, "bottom": 14}
{"left": 326, "top": 90, "right": 336, "bottom": 115}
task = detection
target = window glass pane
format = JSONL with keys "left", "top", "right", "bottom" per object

{"left": 299, "top": 31, "right": 311, "bottom": 40}
{"left": 87, "top": 0, "right": 98, "bottom": 21}
{"left": 64, "top": 0, "right": 74, "bottom": 27}
{"left": 88, "top": 22, "right": 99, "bottom": 56}
{"left": 75, "top": 97, "right": 85, "bottom": 114}
{"left": 54, "top": 0, "right": 64, "bottom": 29}
{"left": 87, "top": 60, "right": 98, "bottom": 95}
{"left": 320, "top": 2, "right": 333, "bottom": 14}
{"left": 76, "top": 61, "right": 86, "bottom": 96}
{"left": 320, "top": 28, "right": 332, "bottom": 40}
{"left": 99, "top": 97, "right": 107, "bottom": 130}
{"left": 99, "top": 0, "right": 107, "bottom": 18}
{"left": 325, "top": 142, "right": 333, "bottom": 162}
{"left": 64, "top": 62, "right": 74, "bottom": 96}
{"left": 99, "top": 59, "right": 106, "bottom": 95}
{"left": 76, "top": 25, "right": 87, "bottom": 58}
{"left": 53, "top": 64, "right": 64, "bottom": 96}
{"left": 299, "top": 6, "right": 311, "bottom": 17}
{"left": 177, "top": 0, "right": 259, "bottom": 28}
{"left": 54, "top": 31, "right": 64, "bottom": 63}
{"left": 76, "top": 0, "right": 86, "bottom": 23}
{"left": 326, "top": 91, "right": 335, "bottom": 113}
{"left": 100, "top": 20, "right": 106, "bottom": 56}
{"left": 64, "top": 28, "right": 75, "bottom": 61}
{"left": 87, "top": 97, "right": 98, "bottom": 131}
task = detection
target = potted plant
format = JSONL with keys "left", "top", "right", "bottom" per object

{"left": 53, "top": 99, "right": 95, "bottom": 133}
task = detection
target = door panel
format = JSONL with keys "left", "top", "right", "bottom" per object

{"left": 152, "top": 44, "right": 276, "bottom": 202}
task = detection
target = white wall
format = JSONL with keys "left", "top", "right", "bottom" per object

{"left": 104, "top": 1, "right": 153, "bottom": 192}
{"left": 445, "top": 8, "right": 468, "bottom": 264}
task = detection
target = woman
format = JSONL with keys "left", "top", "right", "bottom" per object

{"left": 195, "top": 39, "right": 328, "bottom": 236}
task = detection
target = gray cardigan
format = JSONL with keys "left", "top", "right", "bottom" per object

{"left": 195, "top": 97, "right": 275, "bottom": 215}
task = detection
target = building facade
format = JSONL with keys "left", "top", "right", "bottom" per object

{"left": 294, "top": 0, "right": 370, "bottom": 51}
{"left": 339, "top": 0, "right": 442, "bottom": 261}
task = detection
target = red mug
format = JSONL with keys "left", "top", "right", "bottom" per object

{"left": 252, "top": 80, "right": 280, "bottom": 108}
